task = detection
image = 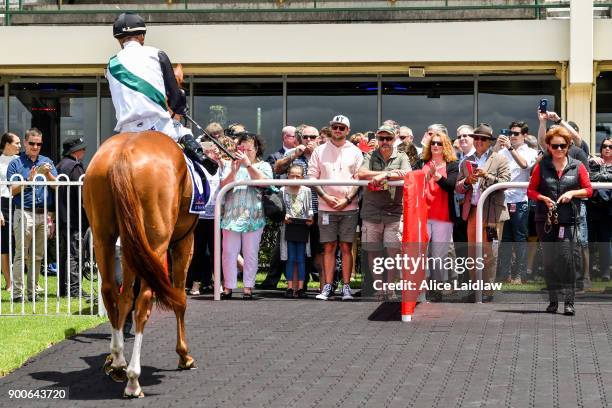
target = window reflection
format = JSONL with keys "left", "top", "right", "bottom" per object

{"left": 0, "top": 88, "right": 4, "bottom": 133}
{"left": 596, "top": 72, "right": 612, "bottom": 150}
{"left": 9, "top": 83, "right": 97, "bottom": 164}
{"left": 382, "top": 80, "right": 474, "bottom": 146}
{"left": 100, "top": 82, "right": 117, "bottom": 146}
{"left": 478, "top": 79, "right": 560, "bottom": 137}
{"left": 193, "top": 82, "right": 283, "bottom": 153}
{"left": 287, "top": 81, "right": 378, "bottom": 135}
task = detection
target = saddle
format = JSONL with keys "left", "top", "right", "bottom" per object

{"left": 183, "top": 154, "right": 211, "bottom": 214}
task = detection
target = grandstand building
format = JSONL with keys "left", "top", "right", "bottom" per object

{"left": 0, "top": 0, "right": 610, "bottom": 163}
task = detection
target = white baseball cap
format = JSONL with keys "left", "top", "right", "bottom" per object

{"left": 330, "top": 115, "right": 350, "bottom": 129}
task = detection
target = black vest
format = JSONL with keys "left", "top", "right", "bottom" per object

{"left": 535, "top": 156, "right": 582, "bottom": 224}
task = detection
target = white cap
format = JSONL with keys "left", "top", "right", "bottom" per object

{"left": 330, "top": 115, "right": 350, "bottom": 129}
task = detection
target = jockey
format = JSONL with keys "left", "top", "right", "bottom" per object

{"left": 106, "top": 12, "right": 218, "bottom": 174}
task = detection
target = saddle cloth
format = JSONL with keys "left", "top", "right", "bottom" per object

{"left": 183, "top": 154, "right": 211, "bottom": 215}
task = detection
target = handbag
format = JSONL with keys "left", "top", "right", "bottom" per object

{"left": 285, "top": 222, "right": 309, "bottom": 242}
{"left": 261, "top": 187, "right": 286, "bottom": 223}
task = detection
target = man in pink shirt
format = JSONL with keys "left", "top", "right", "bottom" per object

{"left": 308, "top": 115, "right": 363, "bottom": 301}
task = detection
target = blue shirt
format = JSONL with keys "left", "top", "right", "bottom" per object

{"left": 6, "top": 153, "right": 58, "bottom": 209}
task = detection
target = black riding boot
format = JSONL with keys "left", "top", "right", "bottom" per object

{"left": 180, "top": 134, "right": 218, "bottom": 175}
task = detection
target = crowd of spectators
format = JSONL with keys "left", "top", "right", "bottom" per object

{"left": 1, "top": 107, "right": 610, "bottom": 316}
{"left": 196, "top": 108, "right": 610, "bottom": 316}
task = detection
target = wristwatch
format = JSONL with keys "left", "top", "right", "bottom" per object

{"left": 507, "top": 146, "right": 514, "bottom": 151}
{"left": 554, "top": 118, "right": 563, "bottom": 125}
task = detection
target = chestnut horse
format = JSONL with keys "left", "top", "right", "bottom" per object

{"left": 83, "top": 130, "right": 198, "bottom": 398}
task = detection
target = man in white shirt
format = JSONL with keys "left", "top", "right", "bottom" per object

{"left": 494, "top": 121, "right": 538, "bottom": 284}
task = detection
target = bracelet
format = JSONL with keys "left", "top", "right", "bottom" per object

{"left": 345, "top": 194, "right": 352, "bottom": 204}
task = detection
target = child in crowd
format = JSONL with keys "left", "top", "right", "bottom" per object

{"left": 281, "top": 165, "right": 313, "bottom": 298}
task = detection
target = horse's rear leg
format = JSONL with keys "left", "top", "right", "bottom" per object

{"left": 94, "top": 240, "right": 127, "bottom": 377}
{"left": 124, "top": 281, "right": 153, "bottom": 398}
{"left": 170, "top": 234, "right": 196, "bottom": 369}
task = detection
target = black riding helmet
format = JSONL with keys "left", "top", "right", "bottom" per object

{"left": 113, "top": 12, "right": 147, "bottom": 39}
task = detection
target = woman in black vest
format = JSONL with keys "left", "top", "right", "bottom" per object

{"left": 527, "top": 127, "right": 592, "bottom": 315}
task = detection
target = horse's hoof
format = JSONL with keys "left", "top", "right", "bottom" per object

{"left": 103, "top": 355, "right": 114, "bottom": 375}
{"left": 123, "top": 389, "right": 144, "bottom": 399}
{"left": 178, "top": 357, "right": 197, "bottom": 370}
{"left": 109, "top": 367, "right": 128, "bottom": 383}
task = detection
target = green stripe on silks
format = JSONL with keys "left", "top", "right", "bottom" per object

{"left": 108, "top": 56, "right": 167, "bottom": 111}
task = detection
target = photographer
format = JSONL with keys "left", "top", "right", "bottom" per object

{"left": 358, "top": 125, "right": 411, "bottom": 300}
{"left": 494, "top": 122, "right": 537, "bottom": 285}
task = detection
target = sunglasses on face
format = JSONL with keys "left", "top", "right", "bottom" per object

{"left": 28, "top": 142, "right": 42, "bottom": 147}
{"left": 377, "top": 136, "right": 394, "bottom": 142}
{"left": 302, "top": 135, "right": 318, "bottom": 140}
{"left": 430, "top": 141, "right": 443, "bottom": 147}
{"left": 472, "top": 136, "right": 491, "bottom": 142}
{"left": 550, "top": 143, "right": 568, "bottom": 150}
{"left": 509, "top": 131, "right": 522, "bottom": 136}
{"left": 602, "top": 144, "right": 612, "bottom": 149}
{"left": 331, "top": 125, "right": 347, "bottom": 131}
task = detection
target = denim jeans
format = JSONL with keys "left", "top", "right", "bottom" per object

{"left": 285, "top": 240, "right": 307, "bottom": 281}
{"left": 497, "top": 202, "right": 529, "bottom": 280}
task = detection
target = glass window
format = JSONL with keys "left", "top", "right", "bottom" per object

{"left": 0, "top": 86, "right": 4, "bottom": 133}
{"left": 287, "top": 80, "right": 378, "bottom": 136}
{"left": 477, "top": 79, "right": 560, "bottom": 137}
{"left": 9, "top": 82, "right": 97, "bottom": 164}
{"left": 596, "top": 71, "right": 612, "bottom": 151}
{"left": 382, "top": 80, "right": 474, "bottom": 146}
{"left": 193, "top": 82, "right": 283, "bottom": 153}
{"left": 100, "top": 82, "right": 117, "bottom": 146}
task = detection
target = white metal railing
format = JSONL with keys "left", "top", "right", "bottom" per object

{"left": 213, "top": 179, "right": 405, "bottom": 301}
{"left": 475, "top": 181, "right": 612, "bottom": 303}
{"left": 0, "top": 174, "right": 103, "bottom": 316}
{"left": 214, "top": 179, "right": 612, "bottom": 304}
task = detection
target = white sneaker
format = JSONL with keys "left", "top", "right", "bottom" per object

{"left": 315, "top": 284, "right": 333, "bottom": 300}
{"left": 189, "top": 281, "right": 201, "bottom": 296}
{"left": 341, "top": 284, "right": 353, "bottom": 301}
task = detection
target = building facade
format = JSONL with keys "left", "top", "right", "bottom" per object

{"left": 0, "top": 1, "right": 610, "bottom": 163}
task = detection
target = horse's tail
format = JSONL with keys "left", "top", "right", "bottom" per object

{"left": 108, "top": 151, "right": 182, "bottom": 310}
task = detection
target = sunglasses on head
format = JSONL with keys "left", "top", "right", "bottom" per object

{"left": 472, "top": 135, "right": 491, "bottom": 142}
{"left": 302, "top": 135, "right": 318, "bottom": 140}
{"left": 377, "top": 136, "right": 394, "bottom": 142}
{"left": 28, "top": 142, "right": 42, "bottom": 147}
{"left": 509, "top": 131, "right": 522, "bottom": 136}
{"left": 550, "top": 143, "right": 568, "bottom": 150}
{"left": 331, "top": 125, "right": 347, "bottom": 131}
{"left": 430, "top": 141, "right": 443, "bottom": 147}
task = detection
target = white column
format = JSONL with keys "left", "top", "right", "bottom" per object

{"left": 568, "top": 0, "right": 594, "bottom": 146}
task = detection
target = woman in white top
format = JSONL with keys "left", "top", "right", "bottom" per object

{"left": 0, "top": 132, "right": 21, "bottom": 291}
